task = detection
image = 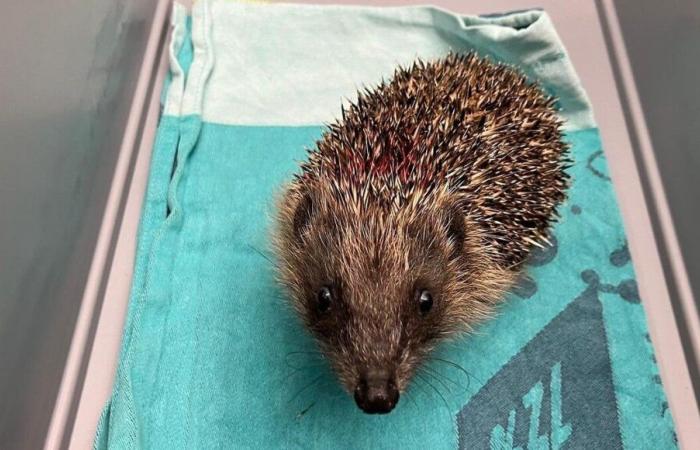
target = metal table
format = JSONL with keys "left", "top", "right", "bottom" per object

{"left": 45, "top": 1, "right": 700, "bottom": 448}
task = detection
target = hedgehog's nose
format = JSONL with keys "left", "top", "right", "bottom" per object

{"left": 354, "top": 372, "right": 399, "bottom": 414}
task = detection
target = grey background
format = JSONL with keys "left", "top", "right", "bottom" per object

{"left": 613, "top": 0, "right": 700, "bottom": 304}
{"left": 0, "top": 0, "right": 697, "bottom": 448}
{"left": 0, "top": 0, "right": 159, "bottom": 448}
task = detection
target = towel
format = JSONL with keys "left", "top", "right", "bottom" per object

{"left": 96, "top": 1, "right": 677, "bottom": 448}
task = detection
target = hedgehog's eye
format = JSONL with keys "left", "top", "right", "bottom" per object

{"left": 317, "top": 286, "right": 333, "bottom": 313}
{"left": 417, "top": 289, "right": 433, "bottom": 315}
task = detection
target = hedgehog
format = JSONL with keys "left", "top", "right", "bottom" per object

{"left": 273, "top": 52, "right": 569, "bottom": 414}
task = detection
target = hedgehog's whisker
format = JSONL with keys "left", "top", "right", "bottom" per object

{"left": 282, "top": 363, "right": 326, "bottom": 383}
{"left": 429, "top": 357, "right": 478, "bottom": 390}
{"left": 414, "top": 372, "right": 450, "bottom": 414}
{"left": 246, "top": 243, "right": 276, "bottom": 266}
{"left": 283, "top": 350, "right": 326, "bottom": 378}
{"left": 295, "top": 400, "right": 317, "bottom": 419}
{"left": 423, "top": 364, "right": 466, "bottom": 393}
{"left": 408, "top": 375, "right": 432, "bottom": 402}
{"left": 418, "top": 366, "right": 453, "bottom": 395}
{"left": 285, "top": 350, "right": 324, "bottom": 357}
{"left": 284, "top": 358, "right": 325, "bottom": 371}
{"left": 403, "top": 387, "right": 419, "bottom": 412}
{"left": 288, "top": 374, "right": 325, "bottom": 404}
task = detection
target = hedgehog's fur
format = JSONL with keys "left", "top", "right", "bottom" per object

{"left": 273, "top": 52, "right": 569, "bottom": 412}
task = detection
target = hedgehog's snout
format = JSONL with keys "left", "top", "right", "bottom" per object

{"left": 353, "top": 369, "right": 399, "bottom": 414}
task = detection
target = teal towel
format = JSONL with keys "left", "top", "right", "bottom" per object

{"left": 96, "top": 1, "right": 677, "bottom": 448}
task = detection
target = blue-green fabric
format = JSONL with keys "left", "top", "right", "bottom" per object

{"left": 96, "top": 1, "right": 676, "bottom": 448}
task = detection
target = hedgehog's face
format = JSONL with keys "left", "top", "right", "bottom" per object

{"left": 275, "top": 189, "right": 499, "bottom": 414}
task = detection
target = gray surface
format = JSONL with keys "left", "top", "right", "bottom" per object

{"left": 0, "top": 1, "right": 158, "bottom": 448}
{"left": 0, "top": 0, "right": 696, "bottom": 448}
{"left": 613, "top": 0, "right": 700, "bottom": 305}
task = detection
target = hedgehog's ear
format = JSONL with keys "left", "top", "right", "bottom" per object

{"left": 292, "top": 192, "right": 314, "bottom": 239}
{"left": 443, "top": 202, "right": 466, "bottom": 255}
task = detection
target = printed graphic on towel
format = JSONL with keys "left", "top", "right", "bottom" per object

{"left": 457, "top": 268, "right": 625, "bottom": 449}
{"left": 586, "top": 149, "right": 611, "bottom": 181}
{"left": 488, "top": 363, "right": 571, "bottom": 450}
